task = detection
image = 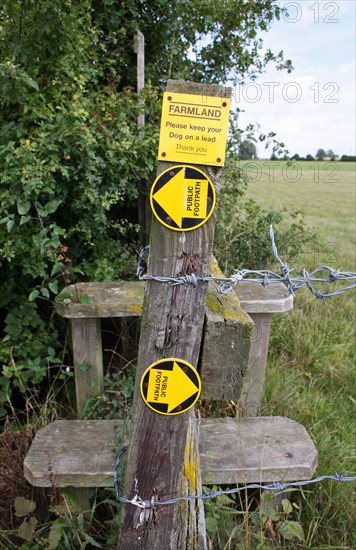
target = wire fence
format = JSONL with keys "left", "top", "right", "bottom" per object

{"left": 124, "top": 226, "right": 356, "bottom": 512}
{"left": 113, "top": 444, "right": 355, "bottom": 510}
{"left": 137, "top": 226, "right": 356, "bottom": 300}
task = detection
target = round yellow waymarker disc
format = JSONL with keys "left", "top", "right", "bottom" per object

{"left": 140, "top": 358, "right": 201, "bottom": 415}
{"left": 150, "top": 165, "right": 216, "bottom": 231}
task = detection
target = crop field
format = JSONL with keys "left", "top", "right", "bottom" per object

{"left": 241, "top": 160, "right": 356, "bottom": 264}
{"left": 242, "top": 161, "right": 356, "bottom": 547}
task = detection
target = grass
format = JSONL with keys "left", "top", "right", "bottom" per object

{"left": 203, "top": 160, "right": 355, "bottom": 548}
{"left": 242, "top": 161, "right": 356, "bottom": 260}
{"left": 241, "top": 160, "right": 356, "bottom": 547}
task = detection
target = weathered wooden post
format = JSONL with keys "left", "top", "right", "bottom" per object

{"left": 134, "top": 30, "right": 151, "bottom": 243}
{"left": 72, "top": 318, "right": 103, "bottom": 414}
{"left": 118, "top": 80, "right": 231, "bottom": 549}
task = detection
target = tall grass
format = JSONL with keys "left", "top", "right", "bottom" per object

{"left": 247, "top": 161, "right": 356, "bottom": 547}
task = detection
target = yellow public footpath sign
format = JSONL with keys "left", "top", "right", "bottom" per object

{"left": 150, "top": 165, "right": 215, "bottom": 231}
{"left": 140, "top": 358, "right": 201, "bottom": 415}
{"left": 158, "top": 92, "right": 230, "bottom": 166}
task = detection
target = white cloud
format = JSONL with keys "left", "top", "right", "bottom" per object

{"left": 234, "top": 0, "right": 356, "bottom": 157}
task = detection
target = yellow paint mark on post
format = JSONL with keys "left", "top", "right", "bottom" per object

{"left": 158, "top": 92, "right": 231, "bottom": 166}
{"left": 150, "top": 165, "right": 215, "bottom": 231}
{"left": 140, "top": 358, "right": 201, "bottom": 415}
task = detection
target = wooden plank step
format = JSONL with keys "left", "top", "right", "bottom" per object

{"left": 56, "top": 281, "right": 145, "bottom": 319}
{"left": 24, "top": 417, "right": 317, "bottom": 488}
{"left": 55, "top": 280, "right": 293, "bottom": 318}
{"left": 56, "top": 279, "right": 254, "bottom": 406}
{"left": 236, "top": 283, "right": 293, "bottom": 314}
{"left": 199, "top": 417, "right": 317, "bottom": 484}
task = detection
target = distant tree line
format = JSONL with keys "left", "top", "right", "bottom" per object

{"left": 269, "top": 149, "right": 356, "bottom": 162}
{"left": 238, "top": 142, "right": 356, "bottom": 162}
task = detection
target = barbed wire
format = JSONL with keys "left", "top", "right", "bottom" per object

{"left": 113, "top": 445, "right": 355, "bottom": 510}
{"left": 136, "top": 226, "right": 356, "bottom": 300}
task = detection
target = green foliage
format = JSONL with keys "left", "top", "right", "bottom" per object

{"left": 0, "top": 0, "right": 293, "bottom": 416}
{"left": 87, "top": 0, "right": 292, "bottom": 86}
{"left": 316, "top": 148, "right": 326, "bottom": 160}
{"left": 215, "top": 163, "right": 313, "bottom": 274}
{"left": 0, "top": 302, "right": 62, "bottom": 416}
{"left": 81, "top": 369, "right": 136, "bottom": 420}
{"left": 239, "top": 140, "right": 257, "bottom": 160}
{"left": 0, "top": 2, "right": 161, "bottom": 413}
{"left": 11, "top": 493, "right": 109, "bottom": 548}
{"left": 204, "top": 489, "right": 305, "bottom": 548}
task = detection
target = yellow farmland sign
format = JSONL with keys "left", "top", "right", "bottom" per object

{"left": 158, "top": 92, "right": 230, "bottom": 166}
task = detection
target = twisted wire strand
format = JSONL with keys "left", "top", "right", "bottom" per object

{"left": 137, "top": 226, "right": 356, "bottom": 300}
{"left": 114, "top": 445, "right": 355, "bottom": 509}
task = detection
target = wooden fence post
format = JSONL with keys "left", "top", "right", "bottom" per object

{"left": 134, "top": 30, "right": 151, "bottom": 244}
{"left": 118, "top": 80, "right": 231, "bottom": 549}
{"left": 72, "top": 317, "right": 103, "bottom": 414}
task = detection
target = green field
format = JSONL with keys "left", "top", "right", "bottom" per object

{"left": 248, "top": 161, "right": 356, "bottom": 547}
{"left": 206, "top": 160, "right": 355, "bottom": 548}
{"left": 242, "top": 161, "right": 356, "bottom": 266}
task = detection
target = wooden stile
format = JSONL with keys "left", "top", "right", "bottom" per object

{"left": 24, "top": 417, "right": 318, "bottom": 489}
{"left": 56, "top": 276, "right": 255, "bottom": 413}
{"left": 22, "top": 78, "right": 319, "bottom": 549}
{"left": 55, "top": 278, "right": 294, "bottom": 414}
{"left": 117, "top": 80, "right": 231, "bottom": 549}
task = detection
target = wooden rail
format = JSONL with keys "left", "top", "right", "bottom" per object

{"left": 55, "top": 278, "right": 292, "bottom": 413}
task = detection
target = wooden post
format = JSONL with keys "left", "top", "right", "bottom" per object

{"left": 71, "top": 318, "right": 103, "bottom": 414}
{"left": 200, "top": 259, "right": 254, "bottom": 401}
{"left": 118, "top": 80, "right": 231, "bottom": 549}
{"left": 134, "top": 30, "right": 145, "bottom": 129}
{"left": 236, "top": 283, "right": 293, "bottom": 414}
{"left": 134, "top": 30, "right": 151, "bottom": 244}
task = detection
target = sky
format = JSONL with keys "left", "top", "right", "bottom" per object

{"left": 234, "top": 0, "right": 356, "bottom": 159}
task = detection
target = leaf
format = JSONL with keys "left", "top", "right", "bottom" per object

{"left": 262, "top": 505, "right": 279, "bottom": 522}
{"left": 51, "top": 262, "right": 65, "bottom": 277}
{"left": 82, "top": 533, "right": 102, "bottom": 548}
{"left": 249, "top": 510, "right": 261, "bottom": 526}
{"left": 17, "top": 517, "right": 38, "bottom": 541}
{"left": 49, "top": 280, "right": 59, "bottom": 294}
{"left": 7, "top": 219, "right": 15, "bottom": 232}
{"left": 45, "top": 199, "right": 62, "bottom": 214}
{"left": 17, "top": 199, "right": 31, "bottom": 215}
{"left": 29, "top": 289, "right": 40, "bottom": 302}
{"left": 40, "top": 287, "right": 50, "bottom": 298}
{"left": 277, "top": 520, "right": 305, "bottom": 542}
{"left": 79, "top": 293, "right": 92, "bottom": 304}
{"left": 14, "top": 496, "right": 36, "bottom": 517}
{"left": 20, "top": 215, "right": 31, "bottom": 226}
{"left": 24, "top": 76, "right": 39, "bottom": 91}
{"left": 281, "top": 498, "right": 293, "bottom": 515}
{"left": 205, "top": 516, "right": 218, "bottom": 534}
{"left": 48, "top": 523, "right": 63, "bottom": 549}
